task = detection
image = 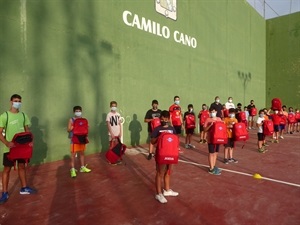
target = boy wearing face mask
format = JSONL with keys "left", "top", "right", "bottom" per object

{"left": 270, "top": 109, "right": 282, "bottom": 143}
{"left": 106, "top": 101, "right": 122, "bottom": 148}
{"left": 256, "top": 109, "right": 267, "bottom": 153}
{"left": 204, "top": 107, "right": 223, "bottom": 175}
{"left": 67, "top": 106, "right": 91, "bottom": 178}
{"left": 225, "top": 97, "right": 235, "bottom": 110}
{"left": 223, "top": 108, "right": 238, "bottom": 164}
{"left": 151, "top": 110, "right": 178, "bottom": 204}
{"left": 183, "top": 104, "right": 196, "bottom": 149}
{"left": 169, "top": 96, "right": 183, "bottom": 153}
{"left": 144, "top": 100, "right": 162, "bottom": 160}
{"left": 198, "top": 104, "right": 209, "bottom": 143}
{"left": 0, "top": 94, "right": 36, "bottom": 204}
{"left": 210, "top": 96, "right": 223, "bottom": 119}
{"left": 247, "top": 100, "right": 256, "bottom": 129}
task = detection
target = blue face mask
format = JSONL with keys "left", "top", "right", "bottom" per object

{"left": 111, "top": 107, "right": 117, "bottom": 111}
{"left": 12, "top": 102, "right": 22, "bottom": 109}
{"left": 174, "top": 100, "right": 180, "bottom": 105}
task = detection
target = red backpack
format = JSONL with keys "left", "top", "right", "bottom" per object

{"left": 263, "top": 120, "right": 274, "bottom": 136}
{"left": 295, "top": 112, "right": 300, "bottom": 120}
{"left": 288, "top": 113, "right": 296, "bottom": 123}
{"left": 210, "top": 121, "right": 228, "bottom": 144}
{"left": 199, "top": 111, "right": 209, "bottom": 125}
{"left": 72, "top": 118, "right": 89, "bottom": 144}
{"left": 233, "top": 123, "right": 249, "bottom": 141}
{"left": 250, "top": 108, "right": 257, "bottom": 116}
{"left": 156, "top": 132, "right": 179, "bottom": 164}
{"left": 223, "top": 109, "right": 229, "bottom": 118}
{"left": 105, "top": 138, "right": 127, "bottom": 164}
{"left": 271, "top": 98, "right": 282, "bottom": 110}
{"left": 238, "top": 111, "right": 247, "bottom": 122}
{"left": 185, "top": 114, "right": 196, "bottom": 129}
{"left": 151, "top": 117, "right": 161, "bottom": 130}
{"left": 8, "top": 132, "right": 33, "bottom": 169}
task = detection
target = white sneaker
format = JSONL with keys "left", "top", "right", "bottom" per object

{"left": 155, "top": 193, "right": 167, "bottom": 203}
{"left": 188, "top": 144, "right": 195, "bottom": 148}
{"left": 248, "top": 127, "right": 251, "bottom": 130}
{"left": 163, "top": 189, "right": 179, "bottom": 197}
{"left": 280, "top": 136, "right": 284, "bottom": 139}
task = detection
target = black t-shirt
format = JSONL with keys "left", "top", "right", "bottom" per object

{"left": 210, "top": 102, "right": 223, "bottom": 118}
{"left": 151, "top": 125, "right": 176, "bottom": 139}
{"left": 144, "top": 109, "right": 162, "bottom": 132}
{"left": 183, "top": 111, "right": 195, "bottom": 121}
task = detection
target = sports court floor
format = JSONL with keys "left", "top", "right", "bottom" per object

{"left": 0, "top": 129, "right": 299, "bottom": 225}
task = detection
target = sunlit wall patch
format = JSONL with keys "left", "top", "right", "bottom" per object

{"left": 155, "top": 0, "right": 177, "bottom": 21}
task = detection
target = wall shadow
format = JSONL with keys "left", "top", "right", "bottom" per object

{"left": 99, "top": 113, "right": 109, "bottom": 152}
{"left": 237, "top": 71, "right": 252, "bottom": 104}
{"left": 128, "top": 114, "right": 142, "bottom": 147}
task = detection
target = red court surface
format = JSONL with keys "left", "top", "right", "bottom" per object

{"left": 0, "top": 129, "right": 299, "bottom": 225}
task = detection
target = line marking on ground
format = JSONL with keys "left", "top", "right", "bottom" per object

{"left": 179, "top": 159, "right": 300, "bottom": 188}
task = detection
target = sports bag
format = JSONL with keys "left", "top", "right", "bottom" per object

{"left": 210, "top": 121, "right": 228, "bottom": 144}
{"left": 199, "top": 111, "right": 209, "bottom": 125}
{"left": 263, "top": 120, "right": 274, "bottom": 136}
{"left": 271, "top": 98, "right": 282, "bottom": 111}
{"left": 71, "top": 118, "right": 89, "bottom": 144}
{"left": 287, "top": 113, "right": 296, "bottom": 123}
{"left": 185, "top": 114, "right": 196, "bottom": 129}
{"left": 8, "top": 132, "right": 33, "bottom": 169}
{"left": 223, "top": 109, "right": 229, "bottom": 118}
{"left": 295, "top": 112, "right": 300, "bottom": 120}
{"left": 250, "top": 108, "right": 257, "bottom": 116}
{"left": 151, "top": 117, "right": 161, "bottom": 130}
{"left": 156, "top": 132, "right": 179, "bottom": 164}
{"left": 105, "top": 138, "right": 127, "bottom": 164}
{"left": 233, "top": 122, "right": 249, "bottom": 141}
{"left": 238, "top": 111, "right": 246, "bottom": 122}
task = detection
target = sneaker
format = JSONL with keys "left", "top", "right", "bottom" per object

{"left": 163, "top": 189, "right": 179, "bottom": 197}
{"left": 70, "top": 168, "right": 77, "bottom": 178}
{"left": 0, "top": 192, "right": 9, "bottom": 204}
{"left": 279, "top": 136, "right": 284, "bottom": 139}
{"left": 147, "top": 153, "right": 152, "bottom": 160}
{"left": 188, "top": 144, "right": 195, "bottom": 148}
{"left": 258, "top": 148, "right": 265, "bottom": 153}
{"left": 290, "top": 132, "right": 293, "bottom": 134}
{"left": 275, "top": 139, "right": 279, "bottom": 143}
{"left": 263, "top": 143, "right": 269, "bottom": 147}
{"left": 199, "top": 139, "right": 203, "bottom": 144}
{"left": 110, "top": 160, "right": 122, "bottom": 165}
{"left": 185, "top": 144, "right": 190, "bottom": 149}
{"left": 229, "top": 158, "right": 238, "bottom": 163}
{"left": 20, "top": 186, "right": 36, "bottom": 195}
{"left": 248, "top": 127, "right": 251, "bottom": 130}
{"left": 208, "top": 167, "right": 221, "bottom": 175}
{"left": 178, "top": 148, "right": 184, "bottom": 154}
{"left": 80, "top": 165, "right": 91, "bottom": 173}
{"left": 203, "top": 139, "right": 207, "bottom": 144}
{"left": 224, "top": 159, "right": 229, "bottom": 164}
{"left": 155, "top": 193, "right": 167, "bottom": 203}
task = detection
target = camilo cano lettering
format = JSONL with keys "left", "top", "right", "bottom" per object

{"left": 122, "top": 10, "right": 197, "bottom": 49}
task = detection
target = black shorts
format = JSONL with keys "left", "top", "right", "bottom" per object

{"left": 2, "top": 152, "right": 27, "bottom": 167}
{"left": 208, "top": 144, "right": 220, "bottom": 153}
{"left": 173, "top": 125, "right": 181, "bottom": 134}
{"left": 280, "top": 124, "right": 285, "bottom": 130}
{"left": 257, "top": 133, "right": 265, "bottom": 141}
{"left": 185, "top": 128, "right": 194, "bottom": 135}
{"left": 274, "top": 125, "right": 280, "bottom": 132}
{"left": 224, "top": 138, "right": 235, "bottom": 148}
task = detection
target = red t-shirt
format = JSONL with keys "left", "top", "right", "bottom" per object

{"left": 169, "top": 104, "right": 182, "bottom": 126}
{"left": 271, "top": 114, "right": 281, "bottom": 125}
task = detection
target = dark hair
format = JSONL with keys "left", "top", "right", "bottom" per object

{"left": 152, "top": 99, "right": 158, "bottom": 105}
{"left": 174, "top": 96, "right": 180, "bottom": 101}
{"left": 202, "top": 104, "right": 207, "bottom": 107}
{"left": 188, "top": 104, "right": 193, "bottom": 108}
{"left": 259, "top": 109, "right": 264, "bottom": 114}
{"left": 10, "top": 94, "right": 22, "bottom": 101}
{"left": 209, "top": 106, "right": 216, "bottom": 112}
{"left": 282, "top": 105, "right": 286, "bottom": 108}
{"left": 160, "top": 110, "right": 170, "bottom": 118}
{"left": 110, "top": 101, "right": 117, "bottom": 107}
{"left": 237, "top": 103, "right": 242, "bottom": 107}
{"left": 229, "top": 108, "right": 235, "bottom": 113}
{"left": 73, "top": 106, "right": 82, "bottom": 112}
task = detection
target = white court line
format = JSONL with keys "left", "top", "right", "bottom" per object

{"left": 179, "top": 159, "right": 300, "bottom": 188}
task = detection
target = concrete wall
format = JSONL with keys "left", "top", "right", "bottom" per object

{"left": 0, "top": 0, "right": 266, "bottom": 166}
{"left": 266, "top": 12, "right": 300, "bottom": 109}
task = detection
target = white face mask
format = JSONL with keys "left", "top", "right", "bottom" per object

{"left": 229, "top": 99, "right": 232, "bottom": 103}
{"left": 229, "top": 114, "right": 235, "bottom": 118}
{"left": 210, "top": 112, "right": 217, "bottom": 118}
{"left": 275, "top": 111, "right": 279, "bottom": 114}
{"left": 216, "top": 99, "right": 220, "bottom": 103}
{"left": 174, "top": 100, "right": 180, "bottom": 105}
{"left": 111, "top": 106, "right": 117, "bottom": 111}
{"left": 74, "top": 112, "right": 82, "bottom": 117}
{"left": 12, "top": 102, "right": 22, "bottom": 109}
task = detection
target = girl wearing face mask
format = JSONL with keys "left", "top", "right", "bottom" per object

{"left": 198, "top": 104, "right": 209, "bottom": 144}
{"left": 203, "top": 108, "right": 223, "bottom": 175}
{"left": 225, "top": 97, "right": 235, "bottom": 110}
{"left": 183, "top": 104, "right": 196, "bottom": 149}
{"left": 106, "top": 101, "right": 122, "bottom": 150}
{"left": 223, "top": 108, "right": 238, "bottom": 164}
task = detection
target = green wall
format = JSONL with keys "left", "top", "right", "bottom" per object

{"left": 0, "top": 0, "right": 266, "bottom": 166}
{"left": 266, "top": 12, "right": 300, "bottom": 109}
